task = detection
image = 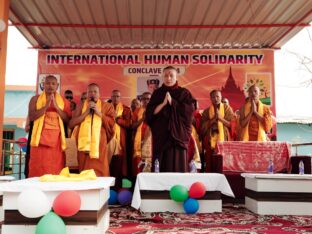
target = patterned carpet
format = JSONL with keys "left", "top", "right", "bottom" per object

{"left": 107, "top": 205, "right": 312, "bottom": 234}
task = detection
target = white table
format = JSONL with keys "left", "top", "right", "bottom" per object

{"left": 0, "top": 176, "right": 15, "bottom": 222}
{"left": 0, "top": 177, "right": 115, "bottom": 234}
{"left": 242, "top": 173, "right": 312, "bottom": 215}
{"left": 132, "top": 173, "right": 234, "bottom": 213}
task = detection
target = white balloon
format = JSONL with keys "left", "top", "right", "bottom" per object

{"left": 0, "top": 20, "right": 6, "bottom": 32}
{"left": 17, "top": 189, "right": 51, "bottom": 218}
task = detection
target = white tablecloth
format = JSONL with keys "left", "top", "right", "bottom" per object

{"left": 0, "top": 177, "right": 115, "bottom": 192}
{"left": 242, "top": 173, "right": 312, "bottom": 180}
{"left": 131, "top": 173, "right": 234, "bottom": 209}
{"left": 0, "top": 176, "right": 15, "bottom": 182}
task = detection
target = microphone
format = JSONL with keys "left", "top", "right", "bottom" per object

{"left": 90, "top": 97, "right": 95, "bottom": 115}
{"left": 90, "top": 97, "right": 95, "bottom": 133}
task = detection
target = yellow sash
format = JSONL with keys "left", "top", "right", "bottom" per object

{"left": 78, "top": 100, "right": 102, "bottom": 158}
{"left": 241, "top": 101, "right": 266, "bottom": 141}
{"left": 30, "top": 91, "right": 66, "bottom": 151}
{"left": 112, "top": 103, "right": 123, "bottom": 154}
{"left": 133, "top": 108, "right": 145, "bottom": 158}
{"left": 191, "top": 126, "right": 201, "bottom": 163}
{"left": 39, "top": 167, "right": 97, "bottom": 182}
{"left": 208, "top": 103, "right": 225, "bottom": 148}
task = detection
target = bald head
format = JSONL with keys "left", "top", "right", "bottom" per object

{"left": 163, "top": 66, "right": 178, "bottom": 87}
{"left": 87, "top": 83, "right": 100, "bottom": 101}
{"left": 141, "top": 92, "right": 151, "bottom": 108}
{"left": 111, "top": 90, "right": 121, "bottom": 105}
{"left": 131, "top": 98, "right": 141, "bottom": 112}
{"left": 44, "top": 75, "right": 58, "bottom": 94}
{"left": 210, "top": 90, "right": 222, "bottom": 106}
{"left": 248, "top": 85, "right": 260, "bottom": 101}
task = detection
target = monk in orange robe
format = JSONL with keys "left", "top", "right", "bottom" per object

{"left": 132, "top": 92, "right": 153, "bottom": 175}
{"left": 28, "top": 75, "right": 71, "bottom": 177}
{"left": 200, "top": 90, "right": 235, "bottom": 172}
{"left": 69, "top": 83, "right": 115, "bottom": 176}
{"left": 108, "top": 90, "right": 131, "bottom": 188}
{"left": 239, "top": 85, "right": 272, "bottom": 141}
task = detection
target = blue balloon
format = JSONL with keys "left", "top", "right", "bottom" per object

{"left": 21, "top": 146, "right": 27, "bottom": 153}
{"left": 108, "top": 190, "right": 118, "bottom": 205}
{"left": 117, "top": 190, "right": 132, "bottom": 206}
{"left": 183, "top": 198, "right": 199, "bottom": 214}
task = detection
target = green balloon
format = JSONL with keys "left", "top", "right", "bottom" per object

{"left": 35, "top": 211, "right": 66, "bottom": 234}
{"left": 169, "top": 185, "right": 189, "bottom": 202}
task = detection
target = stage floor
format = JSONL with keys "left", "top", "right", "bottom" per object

{"left": 106, "top": 204, "right": 312, "bottom": 234}
{"left": 1, "top": 204, "right": 311, "bottom": 233}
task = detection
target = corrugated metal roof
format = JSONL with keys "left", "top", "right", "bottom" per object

{"left": 9, "top": 0, "right": 312, "bottom": 49}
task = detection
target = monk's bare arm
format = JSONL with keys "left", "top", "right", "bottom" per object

{"left": 90, "top": 101, "right": 103, "bottom": 118}
{"left": 28, "top": 96, "right": 49, "bottom": 122}
{"left": 68, "top": 103, "right": 89, "bottom": 129}
{"left": 153, "top": 102, "right": 166, "bottom": 115}
{"left": 240, "top": 111, "right": 252, "bottom": 128}
{"left": 116, "top": 107, "right": 131, "bottom": 128}
{"left": 263, "top": 108, "right": 273, "bottom": 132}
{"left": 218, "top": 116, "right": 231, "bottom": 128}
{"left": 218, "top": 105, "right": 234, "bottom": 128}
{"left": 153, "top": 93, "right": 168, "bottom": 115}
{"left": 52, "top": 97, "right": 69, "bottom": 123}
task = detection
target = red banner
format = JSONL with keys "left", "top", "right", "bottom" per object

{"left": 37, "top": 49, "right": 276, "bottom": 134}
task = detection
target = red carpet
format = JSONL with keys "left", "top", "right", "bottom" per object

{"left": 107, "top": 205, "right": 312, "bottom": 234}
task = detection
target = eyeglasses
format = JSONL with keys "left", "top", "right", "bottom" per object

{"left": 65, "top": 96, "right": 73, "bottom": 100}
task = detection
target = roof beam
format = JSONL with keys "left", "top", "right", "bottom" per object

{"left": 9, "top": 23, "right": 310, "bottom": 29}
{"left": 270, "top": 9, "right": 312, "bottom": 48}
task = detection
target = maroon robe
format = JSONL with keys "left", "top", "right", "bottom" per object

{"left": 145, "top": 83, "right": 195, "bottom": 172}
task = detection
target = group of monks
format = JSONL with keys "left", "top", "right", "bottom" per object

{"left": 199, "top": 87, "right": 272, "bottom": 172}
{"left": 25, "top": 66, "right": 273, "bottom": 187}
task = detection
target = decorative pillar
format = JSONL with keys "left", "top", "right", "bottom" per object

{"left": 0, "top": 0, "right": 10, "bottom": 174}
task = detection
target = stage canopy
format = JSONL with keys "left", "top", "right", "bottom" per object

{"left": 8, "top": 0, "right": 312, "bottom": 50}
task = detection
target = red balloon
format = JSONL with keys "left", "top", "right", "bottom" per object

{"left": 17, "top": 137, "right": 27, "bottom": 148}
{"left": 189, "top": 182, "right": 206, "bottom": 199}
{"left": 53, "top": 191, "right": 81, "bottom": 217}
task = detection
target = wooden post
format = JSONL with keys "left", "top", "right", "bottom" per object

{"left": 0, "top": 0, "right": 10, "bottom": 174}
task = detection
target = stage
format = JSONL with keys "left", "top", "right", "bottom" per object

{"left": 106, "top": 204, "right": 312, "bottom": 234}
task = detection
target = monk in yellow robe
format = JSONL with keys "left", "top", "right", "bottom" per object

{"left": 132, "top": 92, "right": 153, "bottom": 175}
{"left": 108, "top": 90, "right": 131, "bottom": 188}
{"left": 239, "top": 85, "right": 272, "bottom": 141}
{"left": 200, "top": 90, "right": 235, "bottom": 172}
{"left": 28, "top": 75, "right": 71, "bottom": 177}
{"left": 69, "top": 83, "right": 115, "bottom": 176}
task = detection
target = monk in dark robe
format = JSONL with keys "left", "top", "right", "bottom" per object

{"left": 69, "top": 83, "right": 115, "bottom": 176}
{"left": 145, "top": 66, "right": 195, "bottom": 172}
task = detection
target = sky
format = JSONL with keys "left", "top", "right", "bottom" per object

{"left": 5, "top": 26, "right": 312, "bottom": 119}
